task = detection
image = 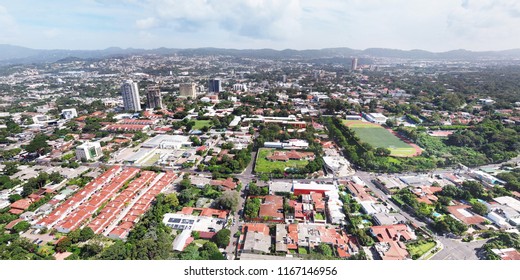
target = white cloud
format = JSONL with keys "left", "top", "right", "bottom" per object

{"left": 136, "top": 17, "right": 158, "bottom": 29}
{"left": 141, "top": 0, "right": 303, "bottom": 40}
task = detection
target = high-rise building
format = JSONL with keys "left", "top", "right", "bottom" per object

{"left": 121, "top": 80, "right": 141, "bottom": 112}
{"left": 75, "top": 142, "right": 103, "bottom": 161}
{"left": 208, "top": 78, "right": 222, "bottom": 93}
{"left": 146, "top": 85, "right": 163, "bottom": 109}
{"left": 179, "top": 83, "right": 197, "bottom": 99}
{"left": 233, "top": 83, "right": 248, "bottom": 92}
{"left": 351, "top": 58, "right": 358, "bottom": 71}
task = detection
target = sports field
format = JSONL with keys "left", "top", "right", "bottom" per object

{"left": 343, "top": 120, "right": 419, "bottom": 157}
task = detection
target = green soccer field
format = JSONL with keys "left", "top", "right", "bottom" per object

{"left": 344, "top": 120, "right": 417, "bottom": 157}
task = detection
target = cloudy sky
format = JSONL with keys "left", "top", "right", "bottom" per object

{"left": 1, "top": 0, "right": 520, "bottom": 51}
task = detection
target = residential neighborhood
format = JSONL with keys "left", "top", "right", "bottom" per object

{"left": 0, "top": 45, "right": 519, "bottom": 262}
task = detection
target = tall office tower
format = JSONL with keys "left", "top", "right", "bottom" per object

{"left": 179, "top": 83, "right": 197, "bottom": 99}
{"left": 121, "top": 80, "right": 141, "bottom": 112}
{"left": 146, "top": 85, "right": 163, "bottom": 109}
{"left": 208, "top": 78, "right": 222, "bottom": 93}
{"left": 351, "top": 58, "right": 358, "bottom": 71}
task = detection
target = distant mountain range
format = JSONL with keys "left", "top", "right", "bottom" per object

{"left": 2, "top": 44, "right": 520, "bottom": 65}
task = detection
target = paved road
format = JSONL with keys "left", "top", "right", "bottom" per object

{"left": 431, "top": 236, "right": 487, "bottom": 260}
{"left": 355, "top": 171, "right": 427, "bottom": 228}
{"left": 224, "top": 151, "right": 256, "bottom": 259}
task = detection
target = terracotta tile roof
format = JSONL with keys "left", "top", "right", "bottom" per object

{"left": 10, "top": 199, "right": 32, "bottom": 210}
{"left": 210, "top": 178, "right": 237, "bottom": 190}
{"left": 346, "top": 182, "right": 377, "bottom": 202}
{"left": 259, "top": 195, "right": 284, "bottom": 219}
{"left": 370, "top": 224, "right": 416, "bottom": 242}
{"left": 447, "top": 204, "right": 485, "bottom": 225}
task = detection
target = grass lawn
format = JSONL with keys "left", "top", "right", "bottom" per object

{"left": 407, "top": 241, "right": 436, "bottom": 259}
{"left": 314, "top": 212, "right": 325, "bottom": 220}
{"left": 298, "top": 247, "right": 308, "bottom": 254}
{"left": 193, "top": 120, "right": 212, "bottom": 130}
{"left": 254, "top": 148, "right": 309, "bottom": 173}
{"left": 343, "top": 120, "right": 416, "bottom": 157}
{"left": 139, "top": 152, "right": 161, "bottom": 166}
{"left": 193, "top": 239, "right": 209, "bottom": 247}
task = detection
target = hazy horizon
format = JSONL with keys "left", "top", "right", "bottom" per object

{"left": 2, "top": 1, "right": 520, "bottom": 52}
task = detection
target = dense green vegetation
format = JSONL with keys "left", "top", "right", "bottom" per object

{"left": 496, "top": 168, "right": 520, "bottom": 192}
{"left": 445, "top": 119, "right": 520, "bottom": 163}
{"left": 326, "top": 116, "right": 520, "bottom": 173}
{"left": 244, "top": 198, "right": 261, "bottom": 219}
{"left": 206, "top": 145, "right": 252, "bottom": 177}
{"left": 481, "top": 232, "right": 519, "bottom": 260}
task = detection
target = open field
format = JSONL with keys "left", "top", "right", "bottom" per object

{"left": 255, "top": 148, "right": 309, "bottom": 173}
{"left": 193, "top": 120, "right": 212, "bottom": 130}
{"left": 343, "top": 120, "right": 419, "bottom": 157}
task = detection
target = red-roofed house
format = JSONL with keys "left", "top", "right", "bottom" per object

{"left": 258, "top": 195, "right": 284, "bottom": 222}
{"left": 370, "top": 224, "right": 417, "bottom": 243}
{"left": 210, "top": 178, "right": 237, "bottom": 191}
{"left": 9, "top": 199, "right": 32, "bottom": 214}
{"left": 447, "top": 204, "right": 485, "bottom": 225}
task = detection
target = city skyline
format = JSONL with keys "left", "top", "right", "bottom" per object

{"left": 2, "top": 0, "right": 520, "bottom": 52}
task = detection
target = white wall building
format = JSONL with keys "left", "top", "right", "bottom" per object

{"left": 121, "top": 80, "right": 141, "bottom": 112}
{"left": 363, "top": 112, "right": 388, "bottom": 125}
{"left": 233, "top": 83, "right": 247, "bottom": 92}
{"left": 75, "top": 142, "right": 103, "bottom": 161}
{"left": 61, "top": 108, "right": 78, "bottom": 119}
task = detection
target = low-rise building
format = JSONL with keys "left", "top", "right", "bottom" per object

{"left": 240, "top": 223, "right": 271, "bottom": 255}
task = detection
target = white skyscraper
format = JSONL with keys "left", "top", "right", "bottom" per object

{"left": 121, "top": 80, "right": 141, "bottom": 112}
{"left": 351, "top": 58, "right": 358, "bottom": 71}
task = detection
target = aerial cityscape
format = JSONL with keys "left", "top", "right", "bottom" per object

{"left": 0, "top": 1, "right": 519, "bottom": 262}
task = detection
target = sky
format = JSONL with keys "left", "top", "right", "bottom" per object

{"left": 1, "top": 0, "right": 520, "bottom": 51}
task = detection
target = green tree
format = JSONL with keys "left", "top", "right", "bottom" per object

{"left": 212, "top": 229, "right": 231, "bottom": 248}
{"left": 98, "top": 241, "right": 129, "bottom": 260}
{"left": 165, "top": 193, "right": 180, "bottom": 210}
{"left": 471, "top": 202, "right": 489, "bottom": 216}
{"left": 12, "top": 221, "right": 31, "bottom": 233}
{"left": 79, "top": 227, "right": 95, "bottom": 242}
{"left": 199, "top": 241, "right": 225, "bottom": 260}
{"left": 179, "top": 178, "right": 192, "bottom": 190}
{"left": 8, "top": 194, "right": 22, "bottom": 203}
{"left": 244, "top": 198, "right": 261, "bottom": 218}
{"left": 316, "top": 243, "right": 333, "bottom": 256}
{"left": 180, "top": 243, "right": 200, "bottom": 260}
{"left": 80, "top": 242, "right": 103, "bottom": 259}
{"left": 55, "top": 237, "right": 72, "bottom": 253}
{"left": 24, "top": 134, "right": 50, "bottom": 155}
{"left": 216, "top": 191, "right": 239, "bottom": 212}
